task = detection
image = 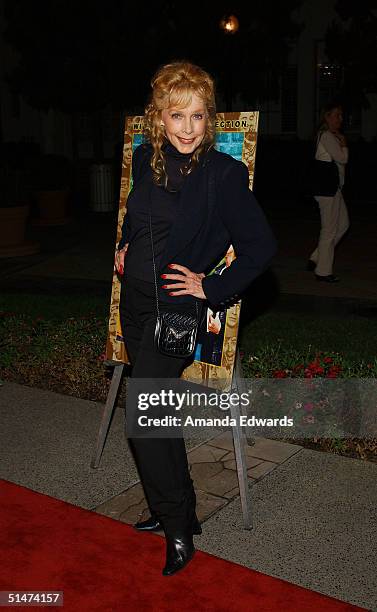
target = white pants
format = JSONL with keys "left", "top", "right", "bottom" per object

{"left": 310, "top": 190, "right": 349, "bottom": 276}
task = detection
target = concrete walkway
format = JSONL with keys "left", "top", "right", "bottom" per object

{"left": 1, "top": 198, "right": 377, "bottom": 302}
{"left": 0, "top": 381, "right": 376, "bottom": 610}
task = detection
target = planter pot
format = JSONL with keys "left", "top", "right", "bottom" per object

{"left": 34, "top": 189, "right": 71, "bottom": 226}
{"left": 0, "top": 204, "right": 39, "bottom": 258}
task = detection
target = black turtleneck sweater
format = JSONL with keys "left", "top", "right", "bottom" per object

{"left": 122, "top": 143, "right": 192, "bottom": 283}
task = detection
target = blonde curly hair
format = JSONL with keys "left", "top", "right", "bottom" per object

{"left": 144, "top": 61, "right": 216, "bottom": 186}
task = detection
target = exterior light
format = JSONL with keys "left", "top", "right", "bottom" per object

{"left": 220, "top": 14, "right": 239, "bottom": 35}
{"left": 219, "top": 13, "right": 240, "bottom": 111}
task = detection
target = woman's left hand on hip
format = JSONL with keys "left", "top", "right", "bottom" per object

{"left": 161, "top": 264, "right": 206, "bottom": 299}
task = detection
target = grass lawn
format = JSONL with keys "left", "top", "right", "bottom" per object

{"left": 239, "top": 310, "right": 377, "bottom": 370}
{"left": 0, "top": 292, "right": 109, "bottom": 320}
{"left": 1, "top": 292, "right": 376, "bottom": 462}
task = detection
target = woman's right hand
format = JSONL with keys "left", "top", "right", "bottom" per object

{"left": 114, "top": 243, "right": 129, "bottom": 275}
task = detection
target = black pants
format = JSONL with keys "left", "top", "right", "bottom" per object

{"left": 119, "top": 275, "right": 197, "bottom": 536}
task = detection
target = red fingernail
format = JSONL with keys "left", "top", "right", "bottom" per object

{"left": 169, "top": 292, "right": 174, "bottom": 296}
{"left": 162, "top": 285, "right": 168, "bottom": 289}
{"left": 168, "top": 264, "right": 174, "bottom": 268}
{"left": 119, "top": 266, "right": 123, "bottom": 274}
{"left": 161, "top": 274, "right": 167, "bottom": 278}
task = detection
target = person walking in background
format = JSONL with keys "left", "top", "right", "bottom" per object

{"left": 307, "top": 102, "right": 349, "bottom": 282}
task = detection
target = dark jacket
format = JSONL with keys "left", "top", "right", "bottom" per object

{"left": 118, "top": 143, "right": 277, "bottom": 309}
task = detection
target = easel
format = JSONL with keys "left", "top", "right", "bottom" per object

{"left": 91, "top": 349, "right": 253, "bottom": 530}
{"left": 92, "top": 111, "right": 259, "bottom": 530}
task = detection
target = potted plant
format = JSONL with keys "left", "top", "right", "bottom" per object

{"left": 31, "top": 153, "right": 73, "bottom": 225}
{"left": 0, "top": 142, "right": 40, "bottom": 257}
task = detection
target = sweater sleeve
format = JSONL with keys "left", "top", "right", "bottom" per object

{"left": 321, "top": 131, "right": 348, "bottom": 164}
{"left": 202, "top": 161, "right": 277, "bottom": 308}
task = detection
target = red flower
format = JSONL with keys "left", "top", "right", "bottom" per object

{"left": 307, "top": 360, "right": 318, "bottom": 369}
{"left": 325, "top": 364, "right": 342, "bottom": 378}
{"left": 303, "top": 414, "right": 315, "bottom": 424}
{"left": 306, "top": 360, "right": 325, "bottom": 375}
{"left": 273, "top": 370, "right": 287, "bottom": 378}
{"left": 323, "top": 357, "right": 333, "bottom": 364}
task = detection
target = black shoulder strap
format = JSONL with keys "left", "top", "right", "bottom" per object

{"left": 315, "top": 133, "right": 319, "bottom": 155}
{"left": 315, "top": 131, "right": 324, "bottom": 156}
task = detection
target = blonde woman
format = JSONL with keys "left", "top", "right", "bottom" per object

{"left": 114, "top": 61, "right": 276, "bottom": 575}
{"left": 308, "top": 103, "right": 349, "bottom": 282}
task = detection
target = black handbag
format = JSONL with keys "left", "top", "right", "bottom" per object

{"left": 154, "top": 308, "right": 199, "bottom": 358}
{"left": 305, "top": 133, "right": 339, "bottom": 197}
{"left": 148, "top": 194, "right": 199, "bottom": 359}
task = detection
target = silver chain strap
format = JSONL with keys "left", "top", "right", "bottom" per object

{"left": 148, "top": 203, "right": 160, "bottom": 319}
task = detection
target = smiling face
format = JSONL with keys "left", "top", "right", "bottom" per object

{"left": 223, "top": 335, "right": 237, "bottom": 367}
{"left": 161, "top": 92, "right": 208, "bottom": 154}
{"left": 226, "top": 307, "right": 239, "bottom": 329}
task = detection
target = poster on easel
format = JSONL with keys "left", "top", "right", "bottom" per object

{"left": 105, "top": 112, "right": 259, "bottom": 391}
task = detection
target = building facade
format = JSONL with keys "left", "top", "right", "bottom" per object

{"left": 1, "top": 0, "right": 376, "bottom": 161}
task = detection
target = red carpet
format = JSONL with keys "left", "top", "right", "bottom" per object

{"left": 0, "top": 479, "right": 368, "bottom": 611}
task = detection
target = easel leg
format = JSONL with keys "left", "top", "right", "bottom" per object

{"left": 91, "top": 363, "right": 124, "bottom": 469}
{"left": 234, "top": 351, "right": 255, "bottom": 447}
{"left": 230, "top": 350, "right": 253, "bottom": 530}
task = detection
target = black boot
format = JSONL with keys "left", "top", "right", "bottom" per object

{"left": 133, "top": 514, "right": 161, "bottom": 532}
{"left": 162, "top": 531, "right": 195, "bottom": 576}
{"left": 134, "top": 513, "right": 202, "bottom": 535}
{"left": 191, "top": 515, "right": 202, "bottom": 535}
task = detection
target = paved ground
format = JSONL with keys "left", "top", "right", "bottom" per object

{"left": 1, "top": 198, "right": 376, "bottom": 302}
{"left": 1, "top": 199, "right": 376, "bottom": 609}
{"left": 273, "top": 200, "right": 377, "bottom": 301}
{"left": 199, "top": 450, "right": 377, "bottom": 610}
{"left": 1, "top": 381, "right": 376, "bottom": 610}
